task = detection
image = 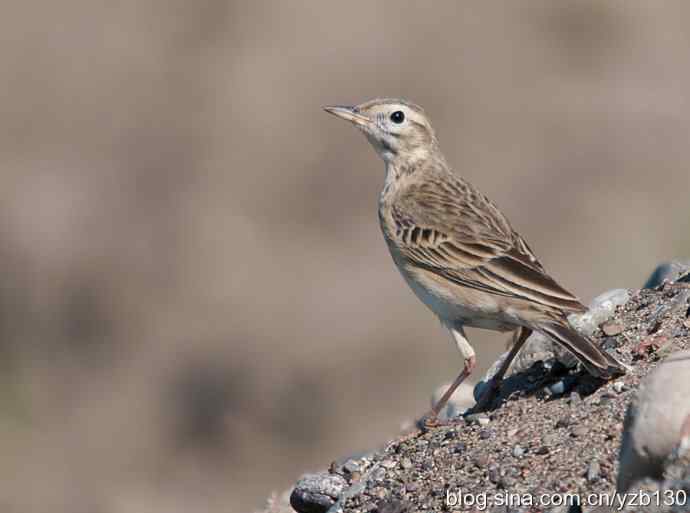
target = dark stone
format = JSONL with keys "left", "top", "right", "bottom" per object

{"left": 644, "top": 261, "right": 690, "bottom": 288}
{"left": 479, "top": 428, "right": 493, "bottom": 440}
{"left": 444, "top": 429, "right": 458, "bottom": 440}
{"left": 290, "top": 473, "right": 347, "bottom": 513}
{"left": 586, "top": 460, "right": 601, "bottom": 482}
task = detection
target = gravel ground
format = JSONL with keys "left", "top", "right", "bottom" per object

{"left": 295, "top": 281, "right": 690, "bottom": 513}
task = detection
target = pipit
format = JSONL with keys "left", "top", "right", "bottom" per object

{"left": 324, "top": 98, "right": 625, "bottom": 424}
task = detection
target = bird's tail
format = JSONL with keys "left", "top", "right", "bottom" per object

{"left": 538, "top": 321, "right": 627, "bottom": 378}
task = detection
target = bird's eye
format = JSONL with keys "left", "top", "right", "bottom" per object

{"left": 390, "top": 111, "right": 405, "bottom": 124}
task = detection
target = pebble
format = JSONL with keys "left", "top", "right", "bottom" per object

{"left": 473, "top": 379, "right": 491, "bottom": 402}
{"left": 586, "top": 460, "right": 601, "bottom": 482}
{"left": 599, "top": 393, "right": 614, "bottom": 405}
{"left": 473, "top": 454, "right": 489, "bottom": 467}
{"left": 569, "top": 288, "right": 631, "bottom": 337}
{"left": 380, "top": 459, "right": 396, "bottom": 469}
{"left": 371, "top": 467, "right": 387, "bottom": 482}
{"left": 556, "top": 417, "right": 571, "bottom": 428}
{"left": 618, "top": 350, "right": 690, "bottom": 493}
{"left": 443, "top": 429, "right": 458, "bottom": 440}
{"left": 512, "top": 445, "right": 525, "bottom": 458}
{"left": 601, "top": 321, "right": 624, "bottom": 336}
{"left": 488, "top": 467, "right": 501, "bottom": 483}
{"left": 466, "top": 413, "right": 490, "bottom": 426}
{"left": 548, "top": 380, "right": 566, "bottom": 395}
{"left": 290, "top": 473, "right": 347, "bottom": 513}
{"left": 571, "top": 426, "right": 589, "bottom": 438}
{"left": 400, "top": 458, "right": 412, "bottom": 470}
{"left": 343, "top": 459, "right": 361, "bottom": 474}
{"left": 644, "top": 261, "right": 690, "bottom": 288}
{"left": 479, "top": 429, "right": 492, "bottom": 440}
{"left": 601, "top": 336, "right": 620, "bottom": 351}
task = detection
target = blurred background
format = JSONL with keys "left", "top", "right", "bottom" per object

{"left": 1, "top": 1, "right": 689, "bottom": 512}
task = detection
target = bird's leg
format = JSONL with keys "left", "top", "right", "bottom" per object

{"left": 473, "top": 326, "right": 532, "bottom": 412}
{"left": 422, "top": 327, "right": 476, "bottom": 428}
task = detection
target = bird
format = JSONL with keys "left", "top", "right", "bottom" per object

{"left": 324, "top": 98, "right": 625, "bottom": 425}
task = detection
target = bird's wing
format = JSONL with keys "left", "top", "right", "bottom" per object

{"left": 392, "top": 180, "right": 586, "bottom": 313}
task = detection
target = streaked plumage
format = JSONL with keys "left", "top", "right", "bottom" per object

{"left": 325, "top": 98, "right": 624, "bottom": 421}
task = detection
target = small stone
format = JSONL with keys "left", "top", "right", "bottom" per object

{"left": 599, "top": 393, "right": 614, "bottom": 405}
{"left": 290, "top": 473, "right": 348, "bottom": 513}
{"left": 618, "top": 350, "right": 690, "bottom": 492}
{"left": 571, "top": 426, "right": 589, "bottom": 438}
{"left": 454, "top": 442, "right": 466, "bottom": 454}
{"left": 479, "top": 429, "right": 492, "bottom": 440}
{"left": 586, "top": 460, "right": 601, "bottom": 482}
{"left": 634, "top": 335, "right": 669, "bottom": 356}
{"left": 499, "top": 475, "right": 517, "bottom": 489}
{"left": 556, "top": 417, "right": 571, "bottom": 428}
{"left": 569, "top": 289, "right": 630, "bottom": 337}
{"left": 473, "top": 379, "right": 491, "bottom": 401}
{"left": 512, "top": 445, "right": 525, "bottom": 458}
{"left": 405, "top": 481, "right": 418, "bottom": 492}
{"left": 371, "top": 467, "right": 386, "bottom": 482}
{"left": 473, "top": 454, "right": 489, "bottom": 467}
{"left": 644, "top": 261, "right": 690, "bottom": 288}
{"left": 548, "top": 380, "right": 566, "bottom": 395}
{"left": 488, "top": 466, "right": 501, "bottom": 483}
{"left": 601, "top": 336, "right": 620, "bottom": 351}
{"left": 466, "top": 413, "right": 490, "bottom": 426}
{"left": 601, "top": 321, "right": 624, "bottom": 336}
{"left": 343, "top": 460, "right": 361, "bottom": 474}
{"left": 506, "top": 428, "right": 519, "bottom": 437}
{"left": 380, "top": 459, "right": 396, "bottom": 469}
{"left": 535, "top": 446, "right": 549, "bottom": 455}
{"left": 400, "top": 458, "right": 412, "bottom": 470}
{"left": 443, "top": 429, "right": 458, "bottom": 440}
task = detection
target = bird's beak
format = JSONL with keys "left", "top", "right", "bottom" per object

{"left": 323, "top": 105, "right": 371, "bottom": 127}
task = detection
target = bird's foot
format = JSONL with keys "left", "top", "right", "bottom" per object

{"left": 419, "top": 413, "right": 442, "bottom": 431}
{"left": 416, "top": 412, "right": 466, "bottom": 432}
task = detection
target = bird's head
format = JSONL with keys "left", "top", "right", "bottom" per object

{"left": 324, "top": 98, "right": 439, "bottom": 169}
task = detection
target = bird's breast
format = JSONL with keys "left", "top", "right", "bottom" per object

{"left": 392, "top": 257, "right": 517, "bottom": 332}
